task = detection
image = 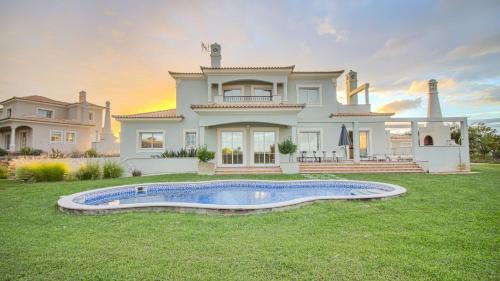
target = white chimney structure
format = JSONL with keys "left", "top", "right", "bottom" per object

{"left": 427, "top": 79, "right": 442, "bottom": 118}
{"left": 210, "top": 43, "right": 221, "bottom": 68}
{"left": 92, "top": 100, "right": 119, "bottom": 155}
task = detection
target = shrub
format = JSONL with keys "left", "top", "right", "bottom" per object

{"left": 15, "top": 162, "right": 68, "bottom": 182}
{"left": 0, "top": 148, "right": 7, "bottom": 156}
{"left": 84, "top": 148, "right": 98, "bottom": 158}
{"left": 69, "top": 149, "right": 84, "bottom": 158}
{"left": 102, "top": 161, "right": 124, "bottom": 179}
{"left": 278, "top": 138, "right": 298, "bottom": 162}
{"left": 196, "top": 146, "right": 215, "bottom": 163}
{"left": 154, "top": 148, "right": 198, "bottom": 158}
{"left": 75, "top": 162, "right": 101, "bottom": 180}
{"left": 19, "top": 147, "right": 43, "bottom": 156}
{"left": 0, "top": 164, "right": 9, "bottom": 179}
{"left": 131, "top": 168, "right": 142, "bottom": 177}
{"left": 49, "top": 148, "right": 64, "bottom": 158}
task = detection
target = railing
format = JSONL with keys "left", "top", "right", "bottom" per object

{"left": 223, "top": 95, "right": 273, "bottom": 102}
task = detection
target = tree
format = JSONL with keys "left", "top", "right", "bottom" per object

{"left": 278, "top": 138, "right": 298, "bottom": 162}
{"left": 451, "top": 123, "right": 500, "bottom": 159}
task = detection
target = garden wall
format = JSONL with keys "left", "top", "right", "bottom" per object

{"left": 121, "top": 158, "right": 198, "bottom": 176}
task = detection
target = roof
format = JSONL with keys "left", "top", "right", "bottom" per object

{"left": 200, "top": 66, "right": 296, "bottom": 71}
{"left": 112, "top": 109, "right": 183, "bottom": 120}
{"left": 0, "top": 95, "right": 104, "bottom": 108}
{"left": 330, "top": 112, "right": 395, "bottom": 117}
{"left": 191, "top": 103, "right": 305, "bottom": 110}
{"left": 0, "top": 116, "right": 96, "bottom": 127}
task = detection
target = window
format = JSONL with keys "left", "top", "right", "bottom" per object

{"left": 65, "top": 131, "right": 76, "bottom": 144}
{"left": 184, "top": 131, "right": 197, "bottom": 149}
{"left": 298, "top": 131, "right": 320, "bottom": 152}
{"left": 89, "top": 112, "right": 94, "bottom": 121}
{"left": 6, "top": 108, "right": 11, "bottom": 117}
{"left": 37, "top": 108, "right": 53, "bottom": 118}
{"left": 254, "top": 88, "right": 272, "bottom": 97}
{"left": 298, "top": 87, "right": 321, "bottom": 106}
{"left": 223, "top": 89, "right": 242, "bottom": 97}
{"left": 50, "top": 131, "right": 62, "bottom": 143}
{"left": 139, "top": 132, "right": 164, "bottom": 149}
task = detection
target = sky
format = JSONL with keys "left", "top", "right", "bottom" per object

{"left": 1, "top": 0, "right": 500, "bottom": 133}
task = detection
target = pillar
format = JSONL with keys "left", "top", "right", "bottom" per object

{"left": 291, "top": 125, "right": 297, "bottom": 144}
{"left": 218, "top": 83, "right": 222, "bottom": 96}
{"left": 273, "top": 82, "right": 277, "bottom": 97}
{"left": 411, "top": 121, "right": 418, "bottom": 157}
{"left": 207, "top": 83, "right": 212, "bottom": 102}
{"left": 103, "top": 101, "right": 112, "bottom": 135}
{"left": 353, "top": 122, "right": 360, "bottom": 163}
{"left": 460, "top": 119, "right": 470, "bottom": 169}
{"left": 283, "top": 82, "right": 288, "bottom": 102}
{"left": 9, "top": 126, "right": 16, "bottom": 152}
{"left": 199, "top": 126, "right": 205, "bottom": 147}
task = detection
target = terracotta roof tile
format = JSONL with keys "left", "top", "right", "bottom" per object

{"left": 0, "top": 116, "right": 95, "bottom": 126}
{"left": 113, "top": 109, "right": 182, "bottom": 119}
{"left": 191, "top": 103, "right": 305, "bottom": 109}
{"left": 19, "top": 95, "right": 70, "bottom": 106}
{"left": 330, "top": 112, "right": 395, "bottom": 117}
{"left": 200, "top": 66, "right": 295, "bottom": 71}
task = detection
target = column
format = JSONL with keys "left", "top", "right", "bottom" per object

{"left": 218, "top": 82, "right": 222, "bottom": 96}
{"left": 353, "top": 122, "right": 360, "bottom": 163}
{"left": 291, "top": 125, "right": 297, "bottom": 144}
{"left": 411, "top": 121, "right": 418, "bottom": 157}
{"left": 273, "top": 82, "right": 277, "bottom": 97}
{"left": 283, "top": 82, "right": 288, "bottom": 102}
{"left": 9, "top": 126, "right": 16, "bottom": 152}
{"left": 365, "top": 87, "right": 370, "bottom": 105}
{"left": 460, "top": 119, "right": 470, "bottom": 169}
{"left": 207, "top": 83, "right": 212, "bottom": 102}
{"left": 199, "top": 126, "right": 205, "bottom": 147}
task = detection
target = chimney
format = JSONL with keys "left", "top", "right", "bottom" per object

{"left": 79, "top": 90, "right": 87, "bottom": 103}
{"left": 103, "top": 101, "right": 112, "bottom": 135}
{"left": 210, "top": 43, "right": 221, "bottom": 68}
{"left": 427, "top": 79, "right": 442, "bottom": 118}
{"left": 345, "top": 70, "right": 358, "bottom": 105}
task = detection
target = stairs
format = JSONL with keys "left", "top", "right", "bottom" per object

{"left": 215, "top": 166, "right": 283, "bottom": 175}
{"left": 300, "top": 162, "right": 424, "bottom": 174}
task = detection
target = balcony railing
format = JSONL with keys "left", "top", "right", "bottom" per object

{"left": 223, "top": 95, "right": 273, "bottom": 102}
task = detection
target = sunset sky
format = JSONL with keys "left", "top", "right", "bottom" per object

{"left": 1, "top": 0, "right": 499, "bottom": 133}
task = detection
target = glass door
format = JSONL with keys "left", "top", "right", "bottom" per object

{"left": 221, "top": 131, "right": 244, "bottom": 166}
{"left": 253, "top": 131, "right": 276, "bottom": 165}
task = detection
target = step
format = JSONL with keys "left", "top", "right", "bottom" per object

{"left": 215, "top": 167, "right": 283, "bottom": 175}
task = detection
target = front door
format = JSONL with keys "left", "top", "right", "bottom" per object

{"left": 252, "top": 131, "right": 277, "bottom": 166}
{"left": 220, "top": 131, "right": 244, "bottom": 166}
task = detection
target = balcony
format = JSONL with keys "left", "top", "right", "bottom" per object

{"left": 214, "top": 95, "right": 282, "bottom": 103}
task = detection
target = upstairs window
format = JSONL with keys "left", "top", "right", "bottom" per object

{"left": 254, "top": 88, "right": 272, "bottom": 97}
{"left": 139, "top": 131, "right": 164, "bottom": 149}
{"left": 223, "top": 89, "right": 242, "bottom": 97}
{"left": 37, "top": 108, "right": 53, "bottom": 118}
{"left": 6, "top": 108, "right": 12, "bottom": 117}
{"left": 89, "top": 112, "right": 94, "bottom": 121}
{"left": 298, "top": 87, "right": 321, "bottom": 106}
{"left": 184, "top": 131, "right": 197, "bottom": 149}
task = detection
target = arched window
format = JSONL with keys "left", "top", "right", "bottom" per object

{"left": 424, "top": 135, "right": 434, "bottom": 146}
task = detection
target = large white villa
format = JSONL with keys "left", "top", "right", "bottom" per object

{"left": 114, "top": 43, "right": 470, "bottom": 174}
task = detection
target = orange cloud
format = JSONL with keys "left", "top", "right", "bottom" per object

{"left": 377, "top": 98, "right": 422, "bottom": 114}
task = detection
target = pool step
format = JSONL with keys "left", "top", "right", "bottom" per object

{"left": 300, "top": 162, "right": 424, "bottom": 174}
{"left": 215, "top": 166, "right": 283, "bottom": 175}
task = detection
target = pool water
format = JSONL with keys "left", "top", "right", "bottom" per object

{"left": 77, "top": 180, "right": 396, "bottom": 206}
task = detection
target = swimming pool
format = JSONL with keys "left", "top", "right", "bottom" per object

{"left": 58, "top": 180, "right": 406, "bottom": 214}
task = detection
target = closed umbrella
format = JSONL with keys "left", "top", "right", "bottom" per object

{"left": 338, "top": 124, "right": 351, "bottom": 159}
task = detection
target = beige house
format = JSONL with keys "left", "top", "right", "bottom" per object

{"left": 0, "top": 91, "right": 118, "bottom": 154}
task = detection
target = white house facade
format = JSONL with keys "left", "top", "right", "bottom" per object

{"left": 115, "top": 43, "right": 470, "bottom": 173}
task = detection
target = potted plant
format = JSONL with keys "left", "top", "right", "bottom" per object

{"left": 196, "top": 145, "right": 216, "bottom": 175}
{"left": 278, "top": 138, "right": 299, "bottom": 174}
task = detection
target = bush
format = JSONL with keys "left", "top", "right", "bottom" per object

{"left": 154, "top": 148, "right": 198, "bottom": 158}
{"left": 278, "top": 138, "right": 298, "bottom": 162}
{"left": 69, "top": 149, "right": 84, "bottom": 158}
{"left": 84, "top": 148, "right": 98, "bottom": 158}
{"left": 102, "top": 161, "right": 124, "bottom": 179}
{"left": 19, "top": 147, "right": 43, "bottom": 156}
{"left": 0, "top": 148, "right": 7, "bottom": 156}
{"left": 15, "top": 163, "right": 68, "bottom": 182}
{"left": 131, "top": 168, "right": 142, "bottom": 177}
{"left": 75, "top": 162, "right": 101, "bottom": 180}
{"left": 0, "top": 164, "right": 9, "bottom": 179}
{"left": 49, "top": 148, "right": 64, "bottom": 158}
{"left": 196, "top": 146, "right": 215, "bottom": 163}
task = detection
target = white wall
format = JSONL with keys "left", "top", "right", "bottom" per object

{"left": 121, "top": 158, "right": 198, "bottom": 176}
{"left": 414, "top": 146, "right": 470, "bottom": 172}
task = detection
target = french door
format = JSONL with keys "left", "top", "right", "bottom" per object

{"left": 252, "top": 130, "right": 277, "bottom": 166}
{"left": 220, "top": 131, "right": 244, "bottom": 166}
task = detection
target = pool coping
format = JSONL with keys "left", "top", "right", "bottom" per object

{"left": 57, "top": 179, "right": 407, "bottom": 215}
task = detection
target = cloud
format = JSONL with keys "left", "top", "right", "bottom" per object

{"left": 445, "top": 36, "right": 500, "bottom": 61}
{"left": 316, "top": 17, "right": 345, "bottom": 41}
{"left": 446, "top": 84, "right": 500, "bottom": 106}
{"left": 377, "top": 97, "right": 422, "bottom": 113}
{"left": 372, "top": 37, "right": 413, "bottom": 58}
{"left": 408, "top": 78, "right": 458, "bottom": 93}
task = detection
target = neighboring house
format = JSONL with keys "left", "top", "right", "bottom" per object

{"left": 0, "top": 91, "right": 119, "bottom": 154}
{"left": 114, "top": 43, "right": 470, "bottom": 173}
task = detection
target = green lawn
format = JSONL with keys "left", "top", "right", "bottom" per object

{"left": 0, "top": 165, "right": 499, "bottom": 281}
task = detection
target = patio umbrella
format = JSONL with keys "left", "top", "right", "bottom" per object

{"left": 338, "top": 124, "right": 351, "bottom": 159}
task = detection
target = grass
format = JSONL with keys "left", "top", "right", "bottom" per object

{"left": 0, "top": 165, "right": 499, "bottom": 281}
